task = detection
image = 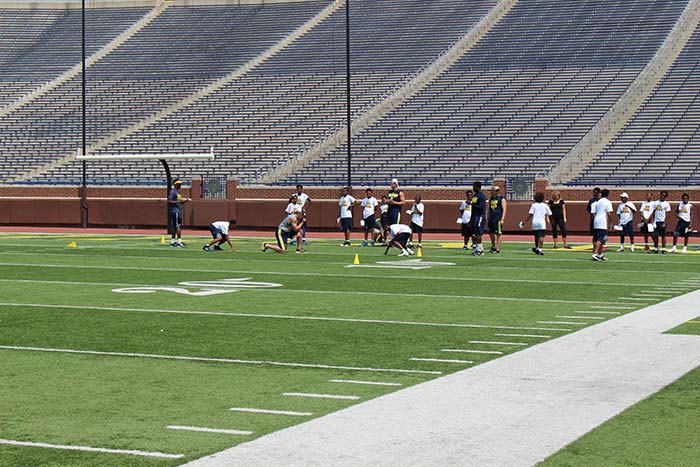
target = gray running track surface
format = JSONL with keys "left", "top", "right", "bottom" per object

{"left": 183, "top": 291, "right": 700, "bottom": 467}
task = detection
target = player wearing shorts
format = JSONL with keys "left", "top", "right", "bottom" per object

{"left": 291, "top": 185, "right": 311, "bottom": 244}
{"left": 407, "top": 194, "right": 425, "bottom": 248}
{"left": 652, "top": 190, "right": 671, "bottom": 254}
{"left": 386, "top": 178, "right": 405, "bottom": 225}
{"left": 591, "top": 189, "right": 613, "bottom": 261}
{"left": 459, "top": 190, "right": 474, "bottom": 250}
{"left": 360, "top": 188, "right": 379, "bottom": 247}
{"left": 470, "top": 181, "right": 487, "bottom": 256}
{"left": 639, "top": 192, "right": 655, "bottom": 250}
{"left": 616, "top": 192, "right": 636, "bottom": 252}
{"left": 487, "top": 186, "right": 507, "bottom": 254}
{"left": 587, "top": 187, "right": 602, "bottom": 249}
{"left": 261, "top": 211, "right": 305, "bottom": 253}
{"left": 384, "top": 223, "right": 413, "bottom": 256}
{"left": 520, "top": 192, "right": 551, "bottom": 256}
{"left": 378, "top": 195, "right": 390, "bottom": 243}
{"left": 167, "top": 179, "right": 189, "bottom": 247}
{"left": 670, "top": 193, "right": 692, "bottom": 253}
{"left": 338, "top": 186, "right": 358, "bottom": 247}
{"left": 203, "top": 219, "right": 237, "bottom": 252}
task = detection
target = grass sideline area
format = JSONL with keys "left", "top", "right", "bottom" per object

{"left": 0, "top": 232, "right": 698, "bottom": 466}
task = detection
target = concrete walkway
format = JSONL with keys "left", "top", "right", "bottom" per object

{"left": 183, "top": 290, "right": 700, "bottom": 467}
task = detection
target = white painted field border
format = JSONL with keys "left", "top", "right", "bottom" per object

{"left": 283, "top": 393, "right": 360, "bottom": 401}
{"left": 0, "top": 302, "right": 573, "bottom": 332}
{"left": 441, "top": 349, "right": 503, "bottom": 355}
{"left": 573, "top": 310, "right": 621, "bottom": 315}
{"left": 494, "top": 333, "right": 550, "bottom": 339}
{"left": 631, "top": 293, "right": 674, "bottom": 297}
{"left": 409, "top": 358, "right": 474, "bottom": 364}
{"left": 0, "top": 345, "right": 443, "bottom": 375}
{"left": 538, "top": 321, "right": 588, "bottom": 326}
{"left": 229, "top": 408, "right": 313, "bottom": 416}
{"left": 166, "top": 426, "right": 253, "bottom": 436}
{"left": 0, "top": 438, "right": 182, "bottom": 459}
{"left": 590, "top": 305, "right": 635, "bottom": 310}
{"left": 468, "top": 340, "right": 528, "bottom": 346}
{"left": 328, "top": 379, "right": 402, "bottom": 387}
{"left": 618, "top": 297, "right": 659, "bottom": 301}
{"left": 557, "top": 315, "right": 606, "bottom": 320}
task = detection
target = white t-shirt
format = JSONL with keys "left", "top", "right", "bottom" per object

{"left": 211, "top": 221, "right": 230, "bottom": 235}
{"left": 294, "top": 192, "right": 309, "bottom": 209}
{"left": 409, "top": 202, "right": 424, "bottom": 227}
{"left": 529, "top": 202, "right": 551, "bottom": 231}
{"left": 285, "top": 202, "right": 301, "bottom": 214}
{"left": 339, "top": 195, "right": 356, "bottom": 219}
{"left": 640, "top": 200, "right": 655, "bottom": 221}
{"left": 460, "top": 201, "right": 472, "bottom": 223}
{"left": 654, "top": 200, "right": 671, "bottom": 222}
{"left": 593, "top": 198, "right": 613, "bottom": 229}
{"left": 361, "top": 196, "right": 378, "bottom": 219}
{"left": 389, "top": 223, "right": 411, "bottom": 239}
{"left": 677, "top": 201, "right": 692, "bottom": 222}
{"left": 616, "top": 201, "right": 636, "bottom": 225}
{"left": 380, "top": 204, "right": 388, "bottom": 215}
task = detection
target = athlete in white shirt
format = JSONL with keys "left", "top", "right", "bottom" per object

{"left": 385, "top": 223, "right": 413, "bottom": 256}
{"left": 285, "top": 194, "right": 301, "bottom": 214}
{"left": 520, "top": 192, "right": 551, "bottom": 256}
{"left": 670, "top": 193, "right": 693, "bottom": 253}
{"left": 616, "top": 192, "right": 637, "bottom": 252}
{"left": 639, "top": 191, "right": 655, "bottom": 250}
{"left": 203, "top": 219, "right": 237, "bottom": 252}
{"left": 407, "top": 194, "right": 425, "bottom": 248}
{"left": 459, "top": 190, "right": 474, "bottom": 250}
{"left": 652, "top": 190, "right": 671, "bottom": 253}
{"left": 292, "top": 185, "right": 311, "bottom": 244}
{"left": 360, "top": 188, "right": 380, "bottom": 246}
{"left": 338, "top": 186, "right": 358, "bottom": 246}
{"left": 591, "top": 189, "right": 613, "bottom": 261}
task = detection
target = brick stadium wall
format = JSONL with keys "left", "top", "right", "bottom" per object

{"left": 1, "top": 180, "right": 699, "bottom": 233}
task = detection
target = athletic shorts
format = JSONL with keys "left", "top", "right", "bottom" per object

{"left": 487, "top": 219, "right": 502, "bottom": 235}
{"left": 620, "top": 222, "right": 634, "bottom": 237}
{"left": 410, "top": 222, "right": 423, "bottom": 234}
{"left": 380, "top": 214, "right": 389, "bottom": 231}
{"left": 674, "top": 220, "right": 690, "bottom": 237}
{"left": 654, "top": 222, "right": 667, "bottom": 237}
{"left": 393, "top": 232, "right": 410, "bottom": 247}
{"left": 471, "top": 215, "right": 486, "bottom": 236}
{"left": 363, "top": 215, "right": 377, "bottom": 231}
{"left": 340, "top": 217, "right": 353, "bottom": 232}
{"left": 461, "top": 222, "right": 473, "bottom": 238}
{"left": 387, "top": 209, "right": 400, "bottom": 225}
{"left": 593, "top": 228, "right": 608, "bottom": 243}
{"left": 533, "top": 229, "right": 546, "bottom": 239}
{"left": 275, "top": 228, "right": 290, "bottom": 250}
{"left": 209, "top": 225, "right": 228, "bottom": 243}
{"left": 169, "top": 211, "right": 182, "bottom": 229}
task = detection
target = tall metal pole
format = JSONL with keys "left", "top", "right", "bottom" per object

{"left": 345, "top": 0, "right": 352, "bottom": 188}
{"left": 80, "top": 0, "right": 88, "bottom": 228}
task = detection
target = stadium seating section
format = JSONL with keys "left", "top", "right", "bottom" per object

{"left": 0, "top": 0, "right": 698, "bottom": 187}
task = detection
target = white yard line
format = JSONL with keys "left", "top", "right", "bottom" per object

{"left": 618, "top": 297, "right": 658, "bottom": 301}
{"left": 0, "top": 345, "right": 442, "bottom": 375}
{"left": 538, "top": 321, "right": 588, "bottom": 326}
{"left": 573, "top": 310, "right": 621, "bottom": 315}
{"left": 441, "top": 349, "right": 503, "bottom": 355}
{"left": 329, "top": 379, "right": 402, "bottom": 387}
{"left": 468, "top": 341, "right": 528, "bottom": 346}
{"left": 0, "top": 438, "right": 182, "bottom": 459}
{"left": 409, "top": 358, "right": 473, "bottom": 364}
{"left": 494, "top": 333, "right": 550, "bottom": 339}
{"left": 166, "top": 426, "right": 253, "bottom": 436}
{"left": 590, "top": 305, "right": 635, "bottom": 310}
{"left": 0, "top": 302, "right": 572, "bottom": 332}
{"left": 229, "top": 408, "right": 313, "bottom": 416}
{"left": 283, "top": 393, "right": 360, "bottom": 401}
{"left": 181, "top": 292, "right": 700, "bottom": 467}
{"left": 556, "top": 315, "right": 606, "bottom": 320}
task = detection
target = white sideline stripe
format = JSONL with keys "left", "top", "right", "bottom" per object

{"left": 590, "top": 305, "right": 635, "bottom": 309}
{"left": 283, "top": 393, "right": 360, "bottom": 401}
{"left": 167, "top": 426, "right": 253, "bottom": 436}
{"left": 441, "top": 349, "right": 503, "bottom": 355}
{"left": 618, "top": 297, "right": 658, "bottom": 301}
{"left": 0, "top": 345, "right": 442, "bottom": 375}
{"left": 229, "top": 408, "right": 313, "bottom": 416}
{"left": 409, "top": 358, "right": 473, "bottom": 364}
{"left": 573, "top": 310, "right": 621, "bottom": 315}
{"left": 0, "top": 438, "right": 183, "bottom": 459}
{"left": 468, "top": 340, "right": 528, "bottom": 346}
{"left": 538, "top": 321, "right": 588, "bottom": 326}
{"left": 0, "top": 302, "right": 572, "bottom": 332}
{"left": 631, "top": 293, "right": 673, "bottom": 297}
{"left": 494, "top": 333, "right": 550, "bottom": 339}
{"left": 557, "top": 315, "right": 606, "bottom": 320}
{"left": 329, "top": 379, "right": 402, "bottom": 387}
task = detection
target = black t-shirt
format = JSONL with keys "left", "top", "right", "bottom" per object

{"left": 549, "top": 199, "right": 565, "bottom": 219}
{"left": 387, "top": 189, "right": 402, "bottom": 215}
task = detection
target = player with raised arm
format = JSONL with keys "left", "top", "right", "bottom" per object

{"left": 651, "top": 190, "right": 671, "bottom": 254}
{"left": 670, "top": 193, "right": 693, "bottom": 253}
{"left": 261, "top": 211, "right": 305, "bottom": 254}
{"left": 591, "top": 189, "right": 613, "bottom": 261}
{"left": 203, "top": 219, "right": 237, "bottom": 252}
{"left": 616, "top": 192, "right": 636, "bottom": 253}
{"left": 167, "top": 179, "right": 190, "bottom": 247}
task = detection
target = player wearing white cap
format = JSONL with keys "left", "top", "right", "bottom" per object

{"left": 670, "top": 193, "right": 693, "bottom": 253}
{"left": 616, "top": 192, "right": 636, "bottom": 252}
{"left": 386, "top": 178, "right": 406, "bottom": 225}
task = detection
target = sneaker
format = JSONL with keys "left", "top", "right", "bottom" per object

{"left": 341, "top": 242, "right": 350, "bottom": 247}
{"left": 564, "top": 245, "right": 573, "bottom": 249}
{"left": 651, "top": 249, "right": 659, "bottom": 254}
{"left": 295, "top": 249, "right": 305, "bottom": 254}
{"left": 290, "top": 239, "right": 297, "bottom": 246}
{"left": 361, "top": 240, "right": 368, "bottom": 247}
{"left": 203, "top": 245, "right": 210, "bottom": 251}
{"left": 616, "top": 246, "right": 624, "bottom": 252}
{"left": 472, "top": 250, "right": 484, "bottom": 256}
{"left": 599, "top": 255, "right": 608, "bottom": 261}
{"left": 661, "top": 249, "right": 667, "bottom": 254}
{"left": 407, "top": 248, "right": 414, "bottom": 256}
{"left": 682, "top": 246, "right": 687, "bottom": 253}
{"left": 537, "top": 249, "right": 544, "bottom": 256}
{"left": 592, "top": 254, "right": 602, "bottom": 262}
{"left": 260, "top": 242, "right": 267, "bottom": 252}
{"left": 494, "top": 250, "right": 501, "bottom": 254}
{"left": 213, "top": 245, "right": 222, "bottom": 251}
{"left": 170, "top": 243, "right": 177, "bottom": 247}
{"left": 177, "top": 242, "right": 186, "bottom": 247}
{"left": 417, "top": 243, "right": 422, "bottom": 249}
{"left": 553, "top": 245, "right": 558, "bottom": 249}
{"left": 302, "top": 239, "right": 307, "bottom": 244}
{"left": 370, "top": 241, "right": 375, "bottom": 247}
{"left": 490, "top": 249, "right": 498, "bottom": 254}
{"left": 532, "top": 248, "right": 538, "bottom": 254}
{"left": 399, "top": 250, "right": 410, "bottom": 257}
{"left": 461, "top": 245, "right": 469, "bottom": 251}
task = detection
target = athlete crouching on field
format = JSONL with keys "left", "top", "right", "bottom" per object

{"left": 384, "top": 223, "right": 413, "bottom": 256}
{"left": 261, "top": 211, "right": 305, "bottom": 254}
{"left": 203, "top": 219, "right": 237, "bottom": 252}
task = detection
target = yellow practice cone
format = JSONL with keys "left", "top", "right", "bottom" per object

{"left": 67, "top": 241, "right": 77, "bottom": 248}
{"left": 160, "top": 235, "right": 166, "bottom": 244}
{"left": 353, "top": 253, "right": 360, "bottom": 265}
{"left": 416, "top": 246, "right": 423, "bottom": 257}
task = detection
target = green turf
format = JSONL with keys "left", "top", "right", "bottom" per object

{"left": 539, "top": 368, "right": 700, "bottom": 467}
{"left": 0, "top": 233, "right": 698, "bottom": 466}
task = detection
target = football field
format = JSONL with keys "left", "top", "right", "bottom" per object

{"left": 0, "top": 232, "right": 699, "bottom": 466}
